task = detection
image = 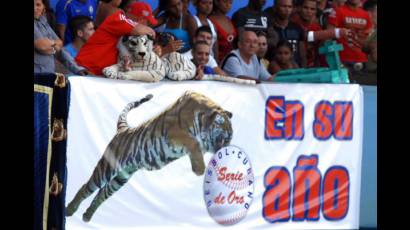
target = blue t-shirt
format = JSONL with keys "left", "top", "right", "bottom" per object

{"left": 203, "top": 66, "right": 215, "bottom": 75}
{"left": 63, "top": 43, "right": 78, "bottom": 58}
{"left": 56, "top": 0, "right": 97, "bottom": 45}
{"left": 156, "top": 22, "right": 191, "bottom": 53}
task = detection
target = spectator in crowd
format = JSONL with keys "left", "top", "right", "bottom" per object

{"left": 362, "top": 0, "right": 377, "bottom": 74}
{"left": 55, "top": 0, "right": 98, "bottom": 45}
{"left": 181, "top": 0, "right": 192, "bottom": 15}
{"left": 95, "top": 0, "right": 122, "bottom": 28}
{"left": 209, "top": 0, "right": 237, "bottom": 64}
{"left": 182, "top": 26, "right": 226, "bottom": 75}
{"left": 222, "top": 30, "right": 274, "bottom": 82}
{"left": 334, "top": 0, "right": 347, "bottom": 8}
{"left": 363, "top": 0, "right": 377, "bottom": 32}
{"left": 42, "top": 0, "right": 58, "bottom": 33}
{"left": 327, "top": 0, "right": 373, "bottom": 78}
{"left": 232, "top": 0, "right": 269, "bottom": 33}
{"left": 34, "top": 0, "right": 87, "bottom": 75}
{"left": 191, "top": 41, "right": 216, "bottom": 79}
{"left": 266, "top": 0, "right": 307, "bottom": 67}
{"left": 154, "top": 0, "right": 192, "bottom": 16}
{"left": 63, "top": 16, "right": 95, "bottom": 58}
{"left": 75, "top": 2, "right": 156, "bottom": 76}
{"left": 268, "top": 40, "right": 299, "bottom": 74}
{"left": 256, "top": 31, "right": 269, "bottom": 69}
{"left": 187, "top": 0, "right": 218, "bottom": 59}
{"left": 119, "top": 0, "right": 137, "bottom": 10}
{"left": 291, "top": 0, "right": 322, "bottom": 67}
{"left": 233, "top": 0, "right": 279, "bottom": 48}
{"left": 155, "top": 0, "right": 192, "bottom": 53}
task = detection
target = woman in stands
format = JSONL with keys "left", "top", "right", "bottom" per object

{"left": 34, "top": 0, "right": 86, "bottom": 75}
{"left": 187, "top": 0, "right": 218, "bottom": 59}
{"left": 154, "top": 0, "right": 192, "bottom": 53}
{"left": 209, "top": 0, "right": 237, "bottom": 64}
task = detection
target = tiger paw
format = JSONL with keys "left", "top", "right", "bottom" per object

{"left": 193, "top": 164, "right": 205, "bottom": 176}
{"left": 82, "top": 211, "right": 93, "bottom": 222}
{"left": 66, "top": 203, "right": 78, "bottom": 216}
{"left": 102, "top": 68, "right": 115, "bottom": 79}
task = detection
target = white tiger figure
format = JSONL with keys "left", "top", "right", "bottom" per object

{"left": 102, "top": 35, "right": 167, "bottom": 82}
{"left": 162, "top": 52, "right": 196, "bottom": 81}
{"left": 103, "top": 35, "right": 254, "bottom": 84}
{"left": 103, "top": 35, "right": 196, "bottom": 82}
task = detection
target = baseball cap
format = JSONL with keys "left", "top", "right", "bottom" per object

{"left": 128, "top": 2, "right": 158, "bottom": 26}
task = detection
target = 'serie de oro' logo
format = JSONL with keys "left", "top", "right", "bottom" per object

{"left": 203, "top": 146, "right": 254, "bottom": 225}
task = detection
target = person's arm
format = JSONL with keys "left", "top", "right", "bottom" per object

{"left": 34, "top": 38, "right": 56, "bottom": 55}
{"left": 55, "top": 48, "right": 88, "bottom": 75}
{"left": 307, "top": 28, "right": 351, "bottom": 42}
{"left": 34, "top": 21, "right": 63, "bottom": 54}
{"left": 107, "top": 11, "right": 156, "bottom": 38}
{"left": 213, "top": 41, "right": 219, "bottom": 65}
{"left": 56, "top": 24, "right": 66, "bottom": 42}
{"left": 55, "top": 2, "right": 68, "bottom": 41}
{"left": 207, "top": 56, "right": 225, "bottom": 75}
{"left": 260, "top": 61, "right": 274, "bottom": 81}
{"left": 130, "top": 23, "right": 156, "bottom": 38}
{"left": 186, "top": 15, "right": 198, "bottom": 47}
{"left": 160, "top": 37, "right": 184, "bottom": 56}
{"left": 213, "top": 66, "right": 226, "bottom": 75}
{"left": 298, "top": 41, "right": 307, "bottom": 68}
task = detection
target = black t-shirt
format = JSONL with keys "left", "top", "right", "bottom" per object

{"left": 263, "top": 6, "right": 275, "bottom": 27}
{"left": 232, "top": 7, "right": 270, "bottom": 33}
{"left": 272, "top": 22, "right": 305, "bottom": 66}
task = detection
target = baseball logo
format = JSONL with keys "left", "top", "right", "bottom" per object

{"left": 203, "top": 145, "right": 254, "bottom": 226}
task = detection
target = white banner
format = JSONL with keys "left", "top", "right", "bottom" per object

{"left": 66, "top": 76, "right": 363, "bottom": 229}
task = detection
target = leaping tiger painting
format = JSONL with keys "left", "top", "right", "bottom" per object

{"left": 66, "top": 91, "right": 233, "bottom": 222}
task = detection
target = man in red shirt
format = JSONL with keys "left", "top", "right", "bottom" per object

{"left": 327, "top": 0, "right": 372, "bottom": 66}
{"left": 292, "top": 0, "right": 323, "bottom": 67}
{"left": 75, "top": 2, "right": 157, "bottom": 76}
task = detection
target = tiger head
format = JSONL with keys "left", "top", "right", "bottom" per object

{"left": 206, "top": 110, "right": 233, "bottom": 153}
{"left": 122, "top": 35, "right": 154, "bottom": 61}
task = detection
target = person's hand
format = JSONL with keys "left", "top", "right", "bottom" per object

{"left": 53, "top": 39, "right": 63, "bottom": 52}
{"left": 153, "top": 45, "right": 162, "bottom": 57}
{"left": 133, "top": 23, "right": 156, "bottom": 38}
{"left": 348, "top": 30, "right": 368, "bottom": 49}
{"left": 77, "top": 69, "right": 89, "bottom": 76}
{"left": 168, "top": 39, "right": 184, "bottom": 52}
{"left": 267, "top": 74, "right": 276, "bottom": 81}
{"left": 339, "top": 28, "right": 352, "bottom": 39}
{"left": 195, "top": 65, "right": 204, "bottom": 80}
{"left": 161, "top": 39, "right": 184, "bottom": 55}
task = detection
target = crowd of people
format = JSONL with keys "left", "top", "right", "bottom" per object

{"left": 34, "top": 0, "right": 377, "bottom": 83}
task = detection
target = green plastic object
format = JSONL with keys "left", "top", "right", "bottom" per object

{"left": 273, "top": 41, "right": 350, "bottom": 83}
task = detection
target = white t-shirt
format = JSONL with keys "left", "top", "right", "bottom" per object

{"left": 182, "top": 49, "right": 218, "bottom": 68}
{"left": 222, "top": 49, "right": 271, "bottom": 80}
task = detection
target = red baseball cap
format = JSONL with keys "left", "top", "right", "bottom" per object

{"left": 128, "top": 2, "right": 158, "bottom": 26}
